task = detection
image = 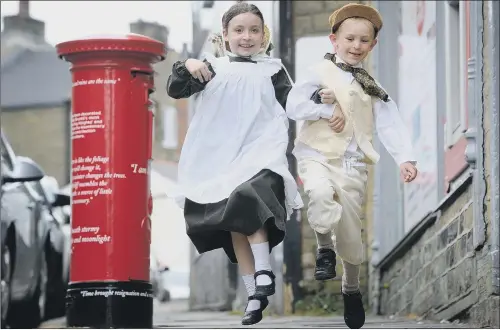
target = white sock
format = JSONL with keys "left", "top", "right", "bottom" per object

{"left": 242, "top": 274, "right": 261, "bottom": 312}
{"left": 341, "top": 259, "right": 360, "bottom": 294}
{"left": 315, "top": 231, "right": 334, "bottom": 251}
{"left": 250, "top": 242, "right": 273, "bottom": 286}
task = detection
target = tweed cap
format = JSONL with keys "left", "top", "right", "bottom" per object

{"left": 329, "top": 3, "right": 383, "bottom": 33}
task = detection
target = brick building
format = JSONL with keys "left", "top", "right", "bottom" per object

{"left": 1, "top": 1, "right": 71, "bottom": 185}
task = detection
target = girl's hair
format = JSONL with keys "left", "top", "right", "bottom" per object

{"left": 221, "top": 3, "right": 265, "bottom": 31}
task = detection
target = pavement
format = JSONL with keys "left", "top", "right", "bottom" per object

{"left": 40, "top": 299, "right": 472, "bottom": 329}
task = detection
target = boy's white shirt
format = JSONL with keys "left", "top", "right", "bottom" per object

{"left": 286, "top": 56, "right": 416, "bottom": 167}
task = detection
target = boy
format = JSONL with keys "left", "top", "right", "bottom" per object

{"left": 286, "top": 3, "right": 418, "bottom": 329}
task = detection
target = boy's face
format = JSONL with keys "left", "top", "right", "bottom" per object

{"left": 329, "top": 18, "right": 378, "bottom": 66}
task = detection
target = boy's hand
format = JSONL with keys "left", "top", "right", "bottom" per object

{"left": 319, "top": 89, "right": 336, "bottom": 104}
{"left": 400, "top": 162, "right": 418, "bottom": 183}
{"left": 185, "top": 59, "right": 212, "bottom": 83}
{"left": 328, "top": 108, "right": 345, "bottom": 133}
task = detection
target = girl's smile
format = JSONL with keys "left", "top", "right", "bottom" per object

{"left": 224, "top": 12, "right": 264, "bottom": 57}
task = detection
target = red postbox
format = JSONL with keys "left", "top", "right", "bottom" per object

{"left": 56, "top": 34, "right": 165, "bottom": 328}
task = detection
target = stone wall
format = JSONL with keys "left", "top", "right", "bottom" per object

{"left": 293, "top": 1, "right": 360, "bottom": 39}
{"left": 379, "top": 182, "right": 475, "bottom": 318}
{"left": 469, "top": 2, "right": 500, "bottom": 326}
{"left": 378, "top": 180, "right": 498, "bottom": 327}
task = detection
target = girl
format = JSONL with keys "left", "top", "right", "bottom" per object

{"left": 166, "top": 3, "right": 302, "bottom": 326}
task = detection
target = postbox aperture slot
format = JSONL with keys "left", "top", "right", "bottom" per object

{"left": 130, "top": 69, "right": 153, "bottom": 78}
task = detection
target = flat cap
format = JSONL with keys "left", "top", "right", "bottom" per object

{"left": 329, "top": 3, "right": 383, "bottom": 32}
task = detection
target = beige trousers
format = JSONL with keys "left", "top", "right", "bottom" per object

{"left": 298, "top": 157, "right": 368, "bottom": 265}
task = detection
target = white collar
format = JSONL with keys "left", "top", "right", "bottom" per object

{"left": 225, "top": 51, "right": 281, "bottom": 65}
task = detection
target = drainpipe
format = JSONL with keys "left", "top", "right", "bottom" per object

{"left": 486, "top": 0, "right": 500, "bottom": 296}
{"left": 464, "top": 1, "right": 487, "bottom": 250}
{"left": 279, "top": 0, "right": 303, "bottom": 312}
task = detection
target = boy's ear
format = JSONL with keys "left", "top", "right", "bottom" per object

{"left": 328, "top": 33, "right": 337, "bottom": 44}
{"left": 369, "top": 38, "right": 378, "bottom": 51}
{"left": 328, "top": 33, "right": 338, "bottom": 52}
{"left": 222, "top": 29, "right": 228, "bottom": 41}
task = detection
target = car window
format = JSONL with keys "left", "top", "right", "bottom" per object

{"left": 30, "top": 181, "right": 47, "bottom": 201}
{"left": 1, "top": 136, "right": 14, "bottom": 172}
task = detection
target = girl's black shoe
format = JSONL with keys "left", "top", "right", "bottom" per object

{"left": 241, "top": 295, "right": 269, "bottom": 325}
{"left": 253, "top": 270, "right": 276, "bottom": 298}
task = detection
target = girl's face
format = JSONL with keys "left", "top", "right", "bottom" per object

{"left": 223, "top": 12, "right": 264, "bottom": 57}
{"left": 329, "top": 18, "right": 377, "bottom": 66}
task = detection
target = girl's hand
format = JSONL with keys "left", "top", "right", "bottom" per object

{"left": 400, "top": 162, "right": 418, "bottom": 183}
{"left": 185, "top": 59, "right": 213, "bottom": 83}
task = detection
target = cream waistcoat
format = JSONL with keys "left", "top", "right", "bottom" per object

{"left": 296, "top": 59, "right": 380, "bottom": 164}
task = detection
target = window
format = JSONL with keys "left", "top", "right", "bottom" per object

{"left": 444, "top": 0, "right": 468, "bottom": 147}
{"left": 1, "top": 133, "right": 15, "bottom": 173}
{"left": 442, "top": 0, "right": 470, "bottom": 191}
{"left": 162, "top": 106, "right": 178, "bottom": 150}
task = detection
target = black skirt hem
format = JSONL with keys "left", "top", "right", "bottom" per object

{"left": 184, "top": 169, "right": 286, "bottom": 263}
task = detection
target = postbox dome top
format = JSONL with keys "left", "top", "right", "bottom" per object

{"left": 56, "top": 33, "right": 165, "bottom": 61}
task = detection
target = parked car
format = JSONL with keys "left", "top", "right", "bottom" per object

{"left": 34, "top": 176, "right": 72, "bottom": 318}
{"left": 53, "top": 184, "right": 71, "bottom": 287}
{"left": 1, "top": 131, "right": 66, "bottom": 328}
{"left": 150, "top": 254, "right": 170, "bottom": 303}
{"left": 1, "top": 133, "right": 46, "bottom": 328}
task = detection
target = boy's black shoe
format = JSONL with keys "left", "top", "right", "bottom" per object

{"left": 241, "top": 296, "right": 269, "bottom": 325}
{"left": 314, "top": 248, "right": 336, "bottom": 280}
{"left": 342, "top": 290, "right": 365, "bottom": 329}
{"left": 254, "top": 270, "right": 276, "bottom": 298}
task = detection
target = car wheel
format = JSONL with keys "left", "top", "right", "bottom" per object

{"left": 8, "top": 248, "right": 48, "bottom": 328}
{"left": 37, "top": 249, "right": 48, "bottom": 321}
{"left": 1, "top": 242, "right": 13, "bottom": 328}
{"left": 45, "top": 243, "right": 66, "bottom": 319}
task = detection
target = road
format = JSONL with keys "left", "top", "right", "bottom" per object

{"left": 40, "top": 299, "right": 472, "bottom": 329}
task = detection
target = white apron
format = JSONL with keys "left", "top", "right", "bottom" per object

{"left": 172, "top": 55, "right": 303, "bottom": 219}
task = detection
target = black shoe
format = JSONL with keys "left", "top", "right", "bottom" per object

{"left": 342, "top": 290, "right": 365, "bottom": 329}
{"left": 314, "top": 248, "right": 336, "bottom": 281}
{"left": 241, "top": 295, "right": 269, "bottom": 325}
{"left": 253, "top": 270, "right": 276, "bottom": 298}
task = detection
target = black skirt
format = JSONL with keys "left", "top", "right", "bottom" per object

{"left": 184, "top": 169, "right": 287, "bottom": 263}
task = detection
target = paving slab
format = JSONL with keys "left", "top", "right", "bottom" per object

{"left": 40, "top": 299, "right": 472, "bottom": 329}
